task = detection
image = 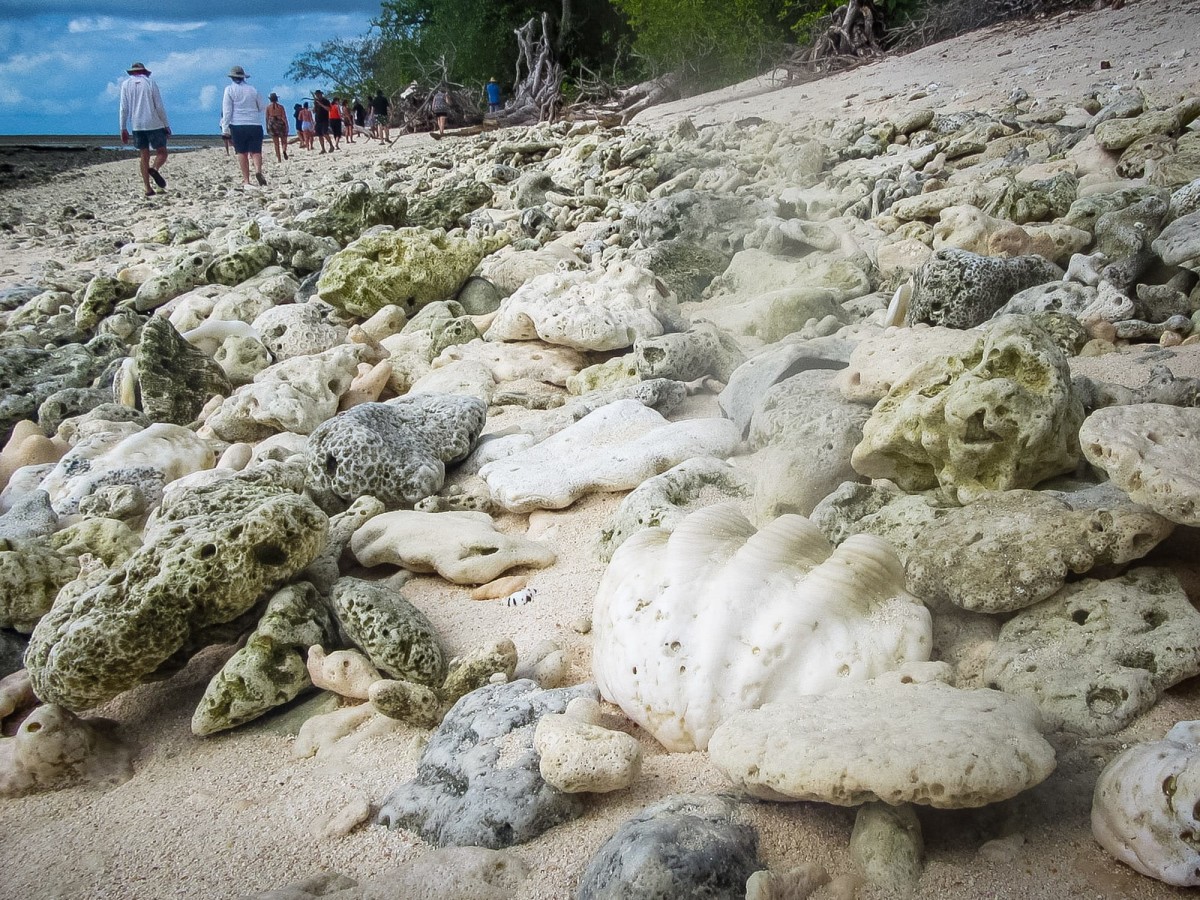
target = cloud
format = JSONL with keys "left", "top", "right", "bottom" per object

{"left": 138, "top": 21, "right": 207, "bottom": 34}
{"left": 198, "top": 84, "right": 217, "bottom": 111}
{"left": 68, "top": 16, "right": 116, "bottom": 33}
{"left": 0, "top": 86, "right": 26, "bottom": 107}
{"left": 0, "top": 50, "right": 83, "bottom": 78}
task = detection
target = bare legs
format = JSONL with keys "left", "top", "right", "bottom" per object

{"left": 237, "top": 152, "right": 264, "bottom": 186}
{"left": 139, "top": 146, "right": 168, "bottom": 195}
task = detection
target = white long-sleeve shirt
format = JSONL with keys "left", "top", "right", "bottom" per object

{"left": 118, "top": 75, "right": 170, "bottom": 132}
{"left": 222, "top": 81, "right": 265, "bottom": 128}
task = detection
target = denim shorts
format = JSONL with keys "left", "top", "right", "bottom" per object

{"left": 229, "top": 124, "right": 263, "bottom": 154}
{"left": 133, "top": 128, "right": 168, "bottom": 150}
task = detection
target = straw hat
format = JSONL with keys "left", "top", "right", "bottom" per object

{"left": 228, "top": 65, "right": 248, "bottom": 79}
{"left": 269, "top": 92, "right": 279, "bottom": 101}
{"left": 127, "top": 62, "right": 151, "bottom": 75}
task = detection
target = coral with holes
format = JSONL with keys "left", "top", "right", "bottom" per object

{"left": 0, "top": 704, "right": 134, "bottom": 796}
{"left": 908, "top": 249, "right": 1062, "bottom": 329}
{"left": 378, "top": 679, "right": 596, "bottom": 847}
{"left": 983, "top": 568, "right": 1200, "bottom": 736}
{"left": 1093, "top": 720, "right": 1200, "bottom": 886}
{"left": 329, "top": 577, "right": 447, "bottom": 688}
{"left": 811, "top": 482, "right": 1173, "bottom": 613}
{"left": 305, "top": 395, "right": 487, "bottom": 511}
{"left": 484, "top": 261, "right": 686, "bottom": 352}
{"left": 317, "top": 227, "right": 510, "bottom": 319}
{"left": 251, "top": 302, "right": 348, "bottom": 361}
{"left": 134, "top": 316, "right": 232, "bottom": 426}
{"left": 851, "top": 316, "right": 1084, "bottom": 504}
{"left": 24, "top": 464, "right": 328, "bottom": 712}
{"left": 592, "top": 504, "right": 931, "bottom": 753}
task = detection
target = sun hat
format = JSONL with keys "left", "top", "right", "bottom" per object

{"left": 489, "top": 77, "right": 497, "bottom": 83}
{"left": 269, "top": 92, "right": 278, "bottom": 101}
{"left": 228, "top": 65, "right": 248, "bottom": 79}
{"left": 127, "top": 62, "right": 151, "bottom": 75}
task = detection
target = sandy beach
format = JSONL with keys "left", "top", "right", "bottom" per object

{"left": 2, "top": 2, "right": 1200, "bottom": 898}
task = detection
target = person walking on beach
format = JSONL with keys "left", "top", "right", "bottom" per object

{"left": 118, "top": 61, "right": 170, "bottom": 198}
{"left": 221, "top": 65, "right": 267, "bottom": 189}
{"left": 370, "top": 90, "right": 390, "bottom": 142}
{"left": 329, "top": 96, "right": 343, "bottom": 149}
{"left": 265, "top": 92, "right": 289, "bottom": 162}
{"left": 298, "top": 102, "right": 315, "bottom": 150}
{"left": 431, "top": 84, "right": 449, "bottom": 139}
{"left": 485, "top": 77, "right": 502, "bottom": 113}
{"left": 312, "top": 90, "right": 332, "bottom": 153}
{"left": 352, "top": 98, "right": 367, "bottom": 139}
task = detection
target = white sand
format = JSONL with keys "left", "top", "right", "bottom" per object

{"left": 2, "top": 2, "right": 1200, "bottom": 897}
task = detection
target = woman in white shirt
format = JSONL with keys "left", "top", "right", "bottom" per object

{"left": 221, "top": 65, "right": 267, "bottom": 188}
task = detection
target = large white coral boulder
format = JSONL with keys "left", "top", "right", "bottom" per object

{"left": 591, "top": 504, "right": 932, "bottom": 752}
{"left": 484, "top": 261, "right": 685, "bottom": 351}
{"left": 1093, "top": 720, "right": 1200, "bottom": 886}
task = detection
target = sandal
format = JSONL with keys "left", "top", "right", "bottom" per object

{"left": 145, "top": 190, "right": 155, "bottom": 198}
{"left": 148, "top": 167, "right": 166, "bottom": 188}
{"left": 255, "top": 172, "right": 267, "bottom": 186}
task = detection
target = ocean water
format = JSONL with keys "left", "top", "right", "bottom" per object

{"left": 0, "top": 134, "right": 224, "bottom": 152}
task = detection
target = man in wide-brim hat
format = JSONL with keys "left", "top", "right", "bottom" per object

{"left": 118, "top": 61, "right": 171, "bottom": 198}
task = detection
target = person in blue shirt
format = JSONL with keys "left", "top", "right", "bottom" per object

{"left": 485, "top": 77, "right": 502, "bottom": 113}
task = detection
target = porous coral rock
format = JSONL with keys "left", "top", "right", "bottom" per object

{"left": 37, "top": 421, "right": 215, "bottom": 518}
{"left": 350, "top": 510, "right": 555, "bottom": 585}
{"left": 377, "top": 679, "right": 595, "bottom": 848}
{"left": 0, "top": 537, "right": 79, "bottom": 632}
{"left": 303, "top": 180, "right": 408, "bottom": 245}
{"left": 592, "top": 504, "right": 931, "bottom": 752}
{"left": 191, "top": 634, "right": 310, "bottom": 736}
{"left": 134, "top": 316, "right": 231, "bottom": 426}
{"left": 984, "top": 568, "right": 1200, "bottom": 735}
{"left": 25, "top": 464, "right": 328, "bottom": 711}
{"left": 836, "top": 325, "right": 974, "bottom": 404}
{"left": 811, "top": 482, "right": 1172, "bottom": 613}
{"left": 479, "top": 400, "right": 741, "bottom": 514}
{"left": 633, "top": 320, "right": 745, "bottom": 383}
{"left": 306, "top": 645, "right": 381, "bottom": 700}
{"left": 851, "top": 316, "right": 1084, "bottom": 503}
{"left": 328, "top": 577, "right": 447, "bottom": 687}
{"left": 0, "top": 703, "right": 134, "bottom": 796}
{"left": 908, "top": 249, "right": 1063, "bottom": 329}
{"left": 317, "top": 227, "right": 510, "bottom": 319}
{"left": 598, "top": 457, "right": 750, "bottom": 561}
{"left": 252, "top": 302, "right": 348, "bottom": 361}
{"left": 575, "top": 794, "right": 763, "bottom": 900}
{"left": 533, "top": 711, "right": 642, "bottom": 794}
{"left": 1079, "top": 404, "right": 1200, "bottom": 525}
{"left": 708, "top": 674, "right": 1054, "bottom": 808}
{"left": 485, "top": 261, "right": 684, "bottom": 352}
{"left": 305, "top": 395, "right": 486, "bottom": 511}
{"left": 204, "top": 345, "right": 367, "bottom": 443}
{"left": 1092, "top": 720, "right": 1200, "bottom": 886}
{"left": 1153, "top": 208, "right": 1200, "bottom": 269}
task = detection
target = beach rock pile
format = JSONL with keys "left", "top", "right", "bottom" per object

{"left": 0, "top": 71, "right": 1199, "bottom": 897}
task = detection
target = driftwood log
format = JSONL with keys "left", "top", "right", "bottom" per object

{"left": 492, "top": 13, "right": 566, "bottom": 126}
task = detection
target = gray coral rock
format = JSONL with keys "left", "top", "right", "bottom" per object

{"left": 634, "top": 321, "right": 745, "bottom": 383}
{"left": 305, "top": 396, "right": 487, "bottom": 511}
{"left": 135, "top": 316, "right": 231, "bottom": 425}
{"left": 717, "top": 339, "right": 852, "bottom": 435}
{"left": 0, "top": 342, "right": 122, "bottom": 443}
{"left": 811, "top": 482, "right": 1172, "bottom": 613}
{"left": 25, "top": 464, "right": 328, "bottom": 711}
{"left": 575, "top": 794, "right": 763, "bottom": 900}
{"left": 252, "top": 302, "right": 348, "bottom": 362}
{"left": 378, "top": 679, "right": 596, "bottom": 848}
{"left": 598, "top": 457, "right": 750, "bottom": 561}
{"left": 329, "top": 577, "right": 447, "bottom": 687}
{"left": 909, "top": 249, "right": 1063, "bottom": 329}
{"left": 984, "top": 568, "right": 1200, "bottom": 735}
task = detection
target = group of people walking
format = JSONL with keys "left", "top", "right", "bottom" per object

{"left": 118, "top": 60, "right": 397, "bottom": 196}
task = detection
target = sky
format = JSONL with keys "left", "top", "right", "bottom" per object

{"left": 0, "top": 1, "right": 382, "bottom": 135}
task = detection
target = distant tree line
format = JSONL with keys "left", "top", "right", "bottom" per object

{"left": 287, "top": 0, "right": 925, "bottom": 100}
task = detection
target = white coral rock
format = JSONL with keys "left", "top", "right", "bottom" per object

{"left": 350, "top": 510, "right": 556, "bottom": 585}
{"left": 591, "top": 503, "right": 932, "bottom": 752}
{"left": 484, "top": 261, "right": 683, "bottom": 351}
{"left": 1093, "top": 720, "right": 1200, "bottom": 886}
{"left": 479, "top": 400, "right": 741, "bottom": 514}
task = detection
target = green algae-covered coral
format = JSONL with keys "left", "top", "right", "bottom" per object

{"left": 851, "top": 315, "right": 1083, "bottom": 503}
{"left": 329, "top": 577, "right": 447, "bottom": 688}
{"left": 316, "top": 227, "right": 509, "bottom": 319}
{"left": 25, "top": 463, "right": 329, "bottom": 711}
